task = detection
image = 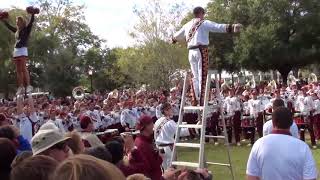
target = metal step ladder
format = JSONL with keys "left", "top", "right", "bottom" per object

{"left": 170, "top": 70, "right": 234, "bottom": 180}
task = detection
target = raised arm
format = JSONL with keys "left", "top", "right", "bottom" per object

{"left": 27, "top": 94, "right": 35, "bottom": 114}
{"left": 1, "top": 19, "right": 17, "bottom": 33}
{"left": 26, "top": 14, "right": 35, "bottom": 30}
{"left": 204, "top": 20, "right": 242, "bottom": 33}
{"left": 17, "top": 95, "right": 24, "bottom": 115}
{"left": 172, "top": 25, "right": 185, "bottom": 43}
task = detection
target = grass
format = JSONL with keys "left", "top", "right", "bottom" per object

{"left": 178, "top": 139, "right": 320, "bottom": 180}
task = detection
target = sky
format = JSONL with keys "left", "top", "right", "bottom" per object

{"left": 2, "top": 0, "right": 210, "bottom": 48}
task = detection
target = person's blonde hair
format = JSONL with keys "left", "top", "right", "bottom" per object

{"left": 16, "top": 16, "right": 26, "bottom": 30}
{"left": 127, "top": 174, "right": 150, "bottom": 180}
{"left": 65, "top": 131, "right": 84, "bottom": 154}
{"left": 52, "top": 154, "right": 126, "bottom": 180}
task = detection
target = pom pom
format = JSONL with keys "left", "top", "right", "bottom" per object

{"left": 26, "top": 6, "right": 34, "bottom": 14}
{"left": 26, "top": 6, "right": 40, "bottom": 14}
{"left": 0, "top": 11, "right": 9, "bottom": 20}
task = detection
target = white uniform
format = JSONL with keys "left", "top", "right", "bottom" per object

{"left": 18, "top": 112, "right": 38, "bottom": 142}
{"left": 120, "top": 109, "right": 138, "bottom": 129}
{"left": 248, "top": 99, "right": 264, "bottom": 118}
{"left": 86, "top": 110, "right": 102, "bottom": 130}
{"left": 154, "top": 116, "right": 190, "bottom": 170}
{"left": 174, "top": 18, "right": 228, "bottom": 100}
{"left": 223, "top": 96, "right": 241, "bottom": 116}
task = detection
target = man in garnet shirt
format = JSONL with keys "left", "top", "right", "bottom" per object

{"left": 134, "top": 115, "right": 162, "bottom": 180}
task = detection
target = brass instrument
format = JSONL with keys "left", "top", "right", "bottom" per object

{"left": 287, "top": 74, "right": 298, "bottom": 86}
{"left": 308, "top": 73, "right": 318, "bottom": 83}
{"left": 72, "top": 87, "right": 85, "bottom": 100}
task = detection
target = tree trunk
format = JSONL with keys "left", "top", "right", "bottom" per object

{"left": 277, "top": 66, "right": 292, "bottom": 86}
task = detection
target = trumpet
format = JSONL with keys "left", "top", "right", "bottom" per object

{"left": 72, "top": 87, "right": 85, "bottom": 100}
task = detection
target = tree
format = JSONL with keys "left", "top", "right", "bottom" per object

{"left": 119, "top": 0, "right": 189, "bottom": 89}
{"left": 229, "top": 0, "right": 320, "bottom": 83}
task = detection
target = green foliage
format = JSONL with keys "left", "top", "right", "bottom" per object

{"left": 119, "top": 0, "right": 189, "bottom": 89}
{"left": 0, "top": 0, "right": 126, "bottom": 97}
{"left": 228, "top": 0, "right": 320, "bottom": 82}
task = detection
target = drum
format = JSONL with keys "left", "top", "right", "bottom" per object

{"left": 293, "top": 113, "right": 307, "bottom": 125}
{"left": 241, "top": 115, "right": 255, "bottom": 127}
{"left": 218, "top": 115, "right": 233, "bottom": 127}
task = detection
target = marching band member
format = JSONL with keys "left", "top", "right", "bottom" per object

{"left": 312, "top": 92, "right": 320, "bottom": 140}
{"left": 223, "top": 89, "right": 241, "bottom": 146}
{"left": 263, "top": 99, "right": 299, "bottom": 138}
{"left": 43, "top": 108, "right": 65, "bottom": 133}
{"left": 154, "top": 102, "right": 190, "bottom": 170}
{"left": 172, "top": 6, "right": 242, "bottom": 105}
{"left": 296, "top": 88, "right": 316, "bottom": 148}
{"left": 248, "top": 90, "right": 264, "bottom": 141}
{"left": 79, "top": 115, "right": 103, "bottom": 147}
{"left": 120, "top": 100, "right": 139, "bottom": 132}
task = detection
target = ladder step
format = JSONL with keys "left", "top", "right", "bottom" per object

{"left": 183, "top": 106, "right": 204, "bottom": 111}
{"left": 171, "top": 161, "right": 199, "bottom": 168}
{"left": 178, "top": 124, "right": 202, "bottom": 129}
{"left": 205, "top": 135, "right": 226, "bottom": 139}
{"left": 206, "top": 162, "right": 231, "bottom": 167}
{"left": 175, "top": 143, "right": 201, "bottom": 148}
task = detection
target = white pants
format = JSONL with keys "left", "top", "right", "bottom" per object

{"left": 160, "top": 146, "right": 172, "bottom": 170}
{"left": 188, "top": 49, "right": 202, "bottom": 100}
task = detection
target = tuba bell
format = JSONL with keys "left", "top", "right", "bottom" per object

{"left": 308, "top": 73, "right": 318, "bottom": 83}
{"left": 287, "top": 74, "right": 298, "bottom": 86}
{"left": 267, "top": 80, "right": 277, "bottom": 91}
{"left": 72, "top": 87, "right": 85, "bottom": 100}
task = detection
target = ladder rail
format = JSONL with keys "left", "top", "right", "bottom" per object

{"left": 214, "top": 71, "right": 235, "bottom": 180}
{"left": 170, "top": 70, "right": 235, "bottom": 180}
{"left": 198, "top": 70, "right": 213, "bottom": 168}
{"left": 170, "top": 72, "right": 189, "bottom": 166}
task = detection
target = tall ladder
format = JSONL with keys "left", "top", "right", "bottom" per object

{"left": 170, "top": 70, "right": 234, "bottom": 180}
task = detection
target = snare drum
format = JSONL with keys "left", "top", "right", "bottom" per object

{"left": 293, "top": 113, "right": 307, "bottom": 125}
{"left": 241, "top": 115, "right": 255, "bottom": 127}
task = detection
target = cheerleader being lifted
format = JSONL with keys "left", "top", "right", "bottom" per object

{"left": 0, "top": 6, "right": 39, "bottom": 95}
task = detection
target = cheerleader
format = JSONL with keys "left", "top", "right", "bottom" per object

{"left": 0, "top": 7, "right": 39, "bottom": 95}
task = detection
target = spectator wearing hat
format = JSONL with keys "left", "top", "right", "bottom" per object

{"left": 0, "top": 125, "right": 31, "bottom": 153}
{"left": 31, "top": 129, "right": 71, "bottom": 162}
{"left": 79, "top": 115, "right": 103, "bottom": 147}
{"left": 0, "top": 138, "right": 17, "bottom": 180}
{"left": 246, "top": 107, "right": 317, "bottom": 180}
{"left": 132, "top": 115, "right": 162, "bottom": 180}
